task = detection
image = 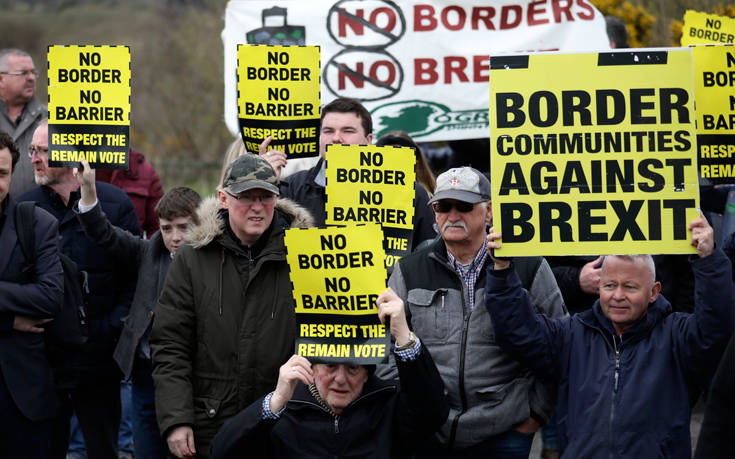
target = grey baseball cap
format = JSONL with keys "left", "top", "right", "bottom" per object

{"left": 222, "top": 154, "right": 280, "bottom": 195}
{"left": 428, "top": 167, "right": 490, "bottom": 204}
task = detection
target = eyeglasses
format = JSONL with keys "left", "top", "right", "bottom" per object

{"left": 224, "top": 189, "right": 276, "bottom": 205}
{"left": 1, "top": 69, "right": 38, "bottom": 77}
{"left": 432, "top": 200, "right": 476, "bottom": 213}
{"left": 28, "top": 145, "right": 49, "bottom": 158}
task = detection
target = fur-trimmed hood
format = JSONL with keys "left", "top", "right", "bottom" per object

{"left": 188, "top": 195, "right": 314, "bottom": 249}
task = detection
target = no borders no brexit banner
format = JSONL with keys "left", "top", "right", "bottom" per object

{"left": 285, "top": 224, "right": 389, "bottom": 365}
{"left": 224, "top": 0, "right": 610, "bottom": 142}
{"left": 47, "top": 45, "right": 130, "bottom": 169}
{"left": 237, "top": 45, "right": 320, "bottom": 158}
{"left": 490, "top": 49, "right": 699, "bottom": 256}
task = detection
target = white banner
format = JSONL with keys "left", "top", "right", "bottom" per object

{"left": 223, "top": 0, "right": 610, "bottom": 142}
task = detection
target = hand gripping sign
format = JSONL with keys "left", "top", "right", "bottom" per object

{"left": 691, "top": 44, "right": 735, "bottom": 185}
{"left": 47, "top": 45, "right": 130, "bottom": 169}
{"left": 324, "top": 144, "right": 416, "bottom": 270}
{"left": 285, "top": 224, "right": 389, "bottom": 364}
{"left": 490, "top": 49, "right": 699, "bottom": 256}
{"left": 237, "top": 44, "right": 320, "bottom": 158}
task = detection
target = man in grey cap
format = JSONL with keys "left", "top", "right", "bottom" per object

{"left": 377, "top": 166, "right": 566, "bottom": 458}
{"left": 150, "top": 154, "right": 313, "bottom": 459}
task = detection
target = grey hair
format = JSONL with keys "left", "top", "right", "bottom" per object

{"left": 0, "top": 49, "right": 32, "bottom": 72}
{"left": 607, "top": 254, "right": 656, "bottom": 283}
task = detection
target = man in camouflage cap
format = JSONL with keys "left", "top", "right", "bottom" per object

{"left": 151, "top": 153, "right": 314, "bottom": 459}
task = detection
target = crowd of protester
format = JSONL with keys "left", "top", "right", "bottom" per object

{"left": 2, "top": 31, "right": 735, "bottom": 459}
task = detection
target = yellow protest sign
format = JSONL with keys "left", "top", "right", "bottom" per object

{"left": 285, "top": 224, "right": 388, "bottom": 364}
{"left": 47, "top": 45, "right": 130, "bottom": 169}
{"left": 681, "top": 11, "right": 735, "bottom": 46}
{"left": 692, "top": 44, "right": 735, "bottom": 184}
{"left": 324, "top": 144, "right": 416, "bottom": 269}
{"left": 237, "top": 45, "right": 320, "bottom": 158}
{"left": 490, "top": 49, "right": 699, "bottom": 256}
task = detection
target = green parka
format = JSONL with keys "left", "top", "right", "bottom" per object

{"left": 150, "top": 196, "right": 313, "bottom": 457}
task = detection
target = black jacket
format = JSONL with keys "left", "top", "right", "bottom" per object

{"left": 74, "top": 201, "right": 171, "bottom": 380}
{"left": 0, "top": 197, "right": 63, "bottom": 421}
{"left": 280, "top": 158, "right": 436, "bottom": 250}
{"left": 211, "top": 346, "right": 449, "bottom": 459}
{"left": 18, "top": 183, "right": 140, "bottom": 384}
{"left": 695, "top": 331, "right": 735, "bottom": 459}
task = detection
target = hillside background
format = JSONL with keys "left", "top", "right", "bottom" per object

{"left": 0, "top": 0, "right": 729, "bottom": 193}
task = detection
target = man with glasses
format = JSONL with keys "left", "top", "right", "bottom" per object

{"left": 17, "top": 121, "right": 141, "bottom": 459}
{"left": 150, "top": 154, "right": 313, "bottom": 459}
{"left": 377, "top": 166, "right": 566, "bottom": 458}
{"left": 0, "top": 48, "right": 46, "bottom": 199}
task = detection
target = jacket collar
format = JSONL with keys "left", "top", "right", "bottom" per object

{"left": 288, "top": 374, "right": 397, "bottom": 414}
{"left": 580, "top": 295, "right": 672, "bottom": 343}
{"left": 188, "top": 195, "right": 314, "bottom": 249}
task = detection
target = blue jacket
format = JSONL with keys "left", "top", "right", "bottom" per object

{"left": 0, "top": 197, "right": 63, "bottom": 420}
{"left": 18, "top": 183, "right": 140, "bottom": 384}
{"left": 485, "top": 250, "right": 735, "bottom": 459}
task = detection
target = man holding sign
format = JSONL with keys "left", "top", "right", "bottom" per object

{"left": 377, "top": 167, "right": 566, "bottom": 458}
{"left": 151, "top": 154, "right": 313, "bottom": 459}
{"left": 485, "top": 215, "right": 735, "bottom": 458}
{"left": 210, "top": 287, "right": 448, "bottom": 459}
{"left": 261, "top": 97, "right": 436, "bottom": 250}
{"left": 17, "top": 121, "right": 140, "bottom": 458}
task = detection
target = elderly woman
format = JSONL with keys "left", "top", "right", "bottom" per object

{"left": 211, "top": 288, "right": 448, "bottom": 459}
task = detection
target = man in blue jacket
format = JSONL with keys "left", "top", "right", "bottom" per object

{"left": 485, "top": 215, "right": 735, "bottom": 458}
{"left": 17, "top": 121, "right": 140, "bottom": 458}
{"left": 0, "top": 131, "right": 63, "bottom": 458}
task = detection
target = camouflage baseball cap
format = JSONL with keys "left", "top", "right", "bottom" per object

{"left": 222, "top": 154, "right": 280, "bottom": 196}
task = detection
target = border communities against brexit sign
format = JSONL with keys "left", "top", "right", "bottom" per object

{"left": 324, "top": 144, "right": 416, "bottom": 270}
{"left": 47, "top": 45, "right": 130, "bottom": 169}
{"left": 490, "top": 49, "right": 699, "bottom": 256}
{"left": 285, "top": 224, "right": 389, "bottom": 364}
{"left": 237, "top": 45, "right": 320, "bottom": 158}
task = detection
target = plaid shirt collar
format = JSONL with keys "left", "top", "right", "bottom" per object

{"left": 446, "top": 242, "right": 488, "bottom": 310}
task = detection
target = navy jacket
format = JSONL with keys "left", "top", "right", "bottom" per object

{"left": 485, "top": 250, "right": 735, "bottom": 459}
{"left": 0, "top": 197, "right": 63, "bottom": 420}
{"left": 18, "top": 183, "right": 140, "bottom": 384}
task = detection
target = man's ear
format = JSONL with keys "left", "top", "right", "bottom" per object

{"left": 649, "top": 281, "right": 662, "bottom": 303}
{"left": 218, "top": 189, "right": 229, "bottom": 210}
{"left": 366, "top": 133, "right": 374, "bottom": 145}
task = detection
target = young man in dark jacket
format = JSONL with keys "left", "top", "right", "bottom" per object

{"left": 74, "top": 157, "right": 201, "bottom": 459}
{"left": 259, "top": 97, "right": 436, "bottom": 250}
{"left": 486, "top": 215, "right": 735, "bottom": 458}
{"left": 151, "top": 154, "right": 313, "bottom": 459}
{"left": 0, "top": 131, "right": 63, "bottom": 458}
{"left": 210, "top": 287, "right": 449, "bottom": 459}
{"left": 17, "top": 121, "right": 140, "bottom": 459}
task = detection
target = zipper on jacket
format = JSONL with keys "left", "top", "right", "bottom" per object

{"left": 334, "top": 418, "right": 339, "bottom": 434}
{"left": 449, "top": 279, "right": 471, "bottom": 450}
{"left": 609, "top": 333, "right": 621, "bottom": 458}
{"left": 218, "top": 248, "right": 225, "bottom": 316}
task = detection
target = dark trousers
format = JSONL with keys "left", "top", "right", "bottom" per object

{"left": 0, "top": 370, "right": 54, "bottom": 459}
{"left": 52, "top": 378, "right": 121, "bottom": 459}
{"left": 416, "top": 429, "right": 534, "bottom": 459}
{"left": 132, "top": 358, "right": 168, "bottom": 459}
